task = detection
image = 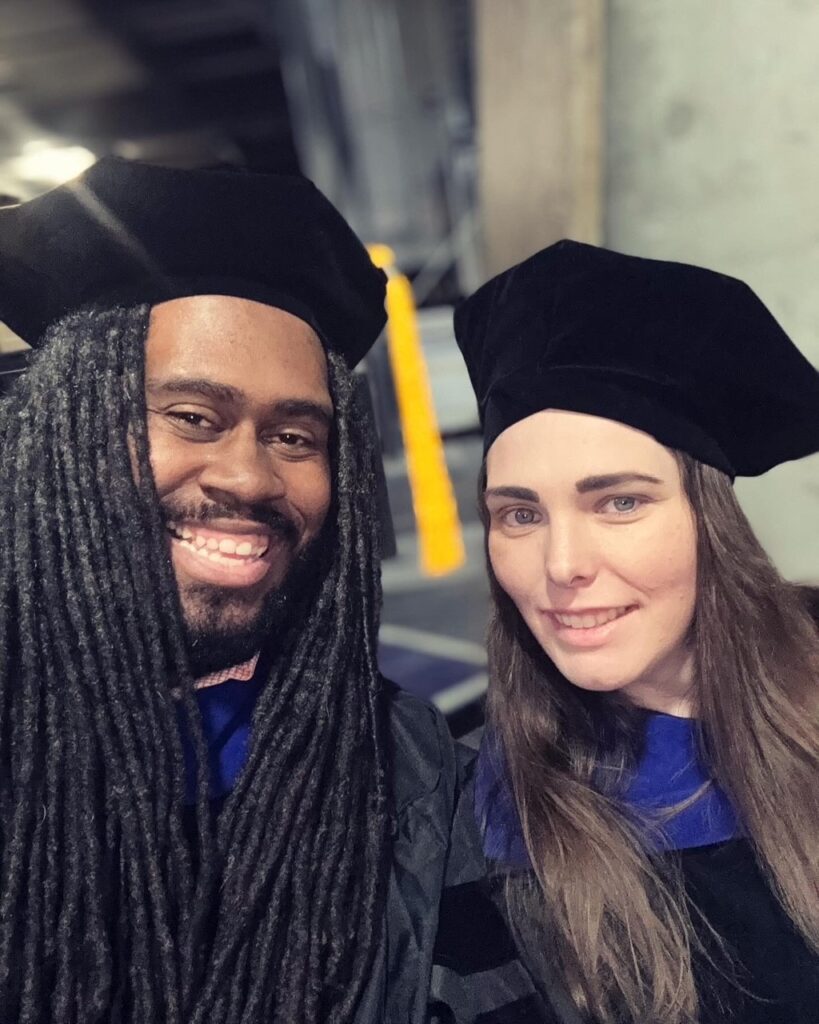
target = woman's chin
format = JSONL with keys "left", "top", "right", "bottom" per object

{"left": 549, "top": 654, "right": 644, "bottom": 695}
{"left": 567, "top": 676, "right": 633, "bottom": 696}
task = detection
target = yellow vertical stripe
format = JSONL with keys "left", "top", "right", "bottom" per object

{"left": 369, "top": 245, "right": 466, "bottom": 577}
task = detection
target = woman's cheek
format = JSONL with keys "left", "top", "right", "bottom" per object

{"left": 626, "top": 516, "right": 696, "bottom": 593}
{"left": 488, "top": 534, "right": 538, "bottom": 605}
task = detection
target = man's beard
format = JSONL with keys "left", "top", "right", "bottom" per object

{"left": 179, "top": 533, "right": 327, "bottom": 677}
{"left": 155, "top": 492, "right": 327, "bottom": 676}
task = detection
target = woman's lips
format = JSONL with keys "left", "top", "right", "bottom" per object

{"left": 544, "top": 605, "right": 638, "bottom": 647}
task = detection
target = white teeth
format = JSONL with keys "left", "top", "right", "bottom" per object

{"left": 172, "top": 524, "right": 271, "bottom": 561}
{"left": 555, "top": 606, "right": 630, "bottom": 629}
{"left": 177, "top": 535, "right": 266, "bottom": 564}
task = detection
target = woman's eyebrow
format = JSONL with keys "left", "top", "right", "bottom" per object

{"left": 575, "top": 472, "right": 663, "bottom": 494}
{"left": 484, "top": 485, "right": 540, "bottom": 502}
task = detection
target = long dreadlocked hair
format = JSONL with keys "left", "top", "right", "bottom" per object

{"left": 0, "top": 304, "right": 390, "bottom": 1023}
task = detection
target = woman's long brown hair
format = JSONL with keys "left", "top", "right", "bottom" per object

{"left": 481, "top": 453, "right": 819, "bottom": 1023}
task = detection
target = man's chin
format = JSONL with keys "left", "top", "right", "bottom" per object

{"left": 184, "top": 625, "right": 266, "bottom": 678}
{"left": 180, "top": 587, "right": 283, "bottom": 677}
{"left": 177, "top": 532, "right": 327, "bottom": 678}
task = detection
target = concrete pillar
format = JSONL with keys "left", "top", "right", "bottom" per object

{"left": 475, "top": 0, "right": 604, "bottom": 278}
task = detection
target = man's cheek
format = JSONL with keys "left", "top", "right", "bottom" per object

{"left": 144, "top": 433, "right": 191, "bottom": 495}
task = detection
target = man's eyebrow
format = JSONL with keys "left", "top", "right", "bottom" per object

{"left": 575, "top": 472, "right": 663, "bottom": 494}
{"left": 484, "top": 485, "right": 540, "bottom": 502}
{"left": 146, "top": 377, "right": 243, "bottom": 404}
{"left": 273, "top": 398, "right": 334, "bottom": 428}
{"left": 146, "top": 379, "right": 333, "bottom": 426}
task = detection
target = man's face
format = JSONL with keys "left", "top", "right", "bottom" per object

{"left": 144, "top": 295, "right": 333, "bottom": 671}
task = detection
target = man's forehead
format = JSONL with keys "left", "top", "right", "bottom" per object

{"left": 145, "top": 295, "right": 332, "bottom": 407}
{"left": 147, "top": 294, "right": 322, "bottom": 341}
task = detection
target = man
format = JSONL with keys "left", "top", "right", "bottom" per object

{"left": 0, "top": 159, "right": 547, "bottom": 1023}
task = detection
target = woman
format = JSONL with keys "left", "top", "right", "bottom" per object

{"left": 453, "top": 240, "right": 819, "bottom": 1024}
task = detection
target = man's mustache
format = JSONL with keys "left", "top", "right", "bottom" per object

{"left": 160, "top": 500, "right": 300, "bottom": 546}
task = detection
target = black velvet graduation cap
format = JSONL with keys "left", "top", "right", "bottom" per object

{"left": 0, "top": 158, "right": 397, "bottom": 554}
{"left": 0, "top": 156, "right": 386, "bottom": 365}
{"left": 454, "top": 240, "right": 819, "bottom": 476}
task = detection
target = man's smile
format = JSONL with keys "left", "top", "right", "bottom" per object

{"left": 167, "top": 519, "right": 287, "bottom": 588}
{"left": 168, "top": 520, "right": 271, "bottom": 558}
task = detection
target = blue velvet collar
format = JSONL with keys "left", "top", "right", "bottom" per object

{"left": 475, "top": 712, "right": 740, "bottom": 867}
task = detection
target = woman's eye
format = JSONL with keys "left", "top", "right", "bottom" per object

{"left": 502, "top": 507, "right": 539, "bottom": 527}
{"left": 602, "top": 495, "right": 642, "bottom": 514}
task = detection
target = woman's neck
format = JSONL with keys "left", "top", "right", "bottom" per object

{"left": 623, "top": 647, "right": 696, "bottom": 718}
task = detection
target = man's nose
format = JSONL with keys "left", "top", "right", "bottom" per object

{"left": 543, "top": 517, "right": 598, "bottom": 589}
{"left": 198, "top": 425, "right": 286, "bottom": 508}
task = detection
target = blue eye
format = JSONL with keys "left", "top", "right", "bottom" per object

{"left": 501, "top": 507, "right": 539, "bottom": 527}
{"left": 602, "top": 495, "right": 644, "bottom": 515}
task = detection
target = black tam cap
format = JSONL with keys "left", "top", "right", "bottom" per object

{"left": 454, "top": 240, "right": 819, "bottom": 476}
{"left": 0, "top": 157, "right": 386, "bottom": 366}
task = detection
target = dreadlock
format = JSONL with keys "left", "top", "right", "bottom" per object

{"left": 0, "top": 303, "right": 390, "bottom": 1023}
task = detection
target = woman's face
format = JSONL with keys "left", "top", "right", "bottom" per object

{"left": 485, "top": 410, "right": 698, "bottom": 713}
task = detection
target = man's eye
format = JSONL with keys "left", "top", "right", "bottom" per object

{"left": 277, "top": 432, "right": 310, "bottom": 446}
{"left": 168, "top": 411, "right": 213, "bottom": 429}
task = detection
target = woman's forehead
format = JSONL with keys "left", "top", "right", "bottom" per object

{"left": 486, "top": 409, "right": 678, "bottom": 486}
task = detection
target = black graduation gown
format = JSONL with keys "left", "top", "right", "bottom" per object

{"left": 680, "top": 838, "right": 819, "bottom": 1024}
{"left": 450, "top": 717, "right": 819, "bottom": 1024}
{"left": 359, "top": 682, "right": 551, "bottom": 1023}
{"left": 184, "top": 682, "right": 548, "bottom": 1023}
{"left": 440, "top": 837, "right": 819, "bottom": 1024}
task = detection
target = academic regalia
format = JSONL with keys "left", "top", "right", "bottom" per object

{"left": 474, "top": 715, "right": 819, "bottom": 1023}
{"left": 454, "top": 239, "right": 819, "bottom": 475}
{"left": 0, "top": 159, "right": 550, "bottom": 1023}
{"left": 451, "top": 240, "right": 819, "bottom": 1024}
{"left": 177, "top": 663, "right": 551, "bottom": 1024}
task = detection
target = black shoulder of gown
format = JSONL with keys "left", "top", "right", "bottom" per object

{"left": 677, "top": 838, "right": 819, "bottom": 1024}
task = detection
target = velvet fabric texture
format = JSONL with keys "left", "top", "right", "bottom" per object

{"left": 454, "top": 240, "right": 819, "bottom": 475}
{"left": 475, "top": 713, "right": 740, "bottom": 864}
{"left": 0, "top": 157, "right": 386, "bottom": 366}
